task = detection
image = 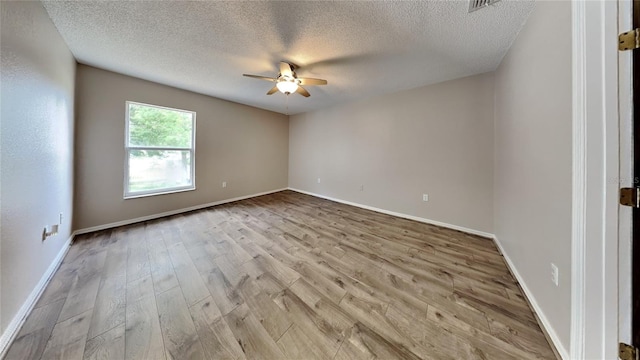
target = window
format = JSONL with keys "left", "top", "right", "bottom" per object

{"left": 124, "top": 101, "right": 196, "bottom": 198}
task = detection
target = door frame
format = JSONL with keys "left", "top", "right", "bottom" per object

{"left": 618, "top": 0, "right": 635, "bottom": 349}
{"left": 570, "top": 0, "right": 628, "bottom": 358}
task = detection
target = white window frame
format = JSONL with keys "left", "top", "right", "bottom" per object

{"left": 124, "top": 101, "right": 196, "bottom": 199}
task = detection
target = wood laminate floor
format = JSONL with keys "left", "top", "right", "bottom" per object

{"left": 6, "top": 190, "right": 556, "bottom": 360}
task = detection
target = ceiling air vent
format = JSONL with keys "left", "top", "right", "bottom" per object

{"left": 469, "top": 0, "right": 501, "bottom": 12}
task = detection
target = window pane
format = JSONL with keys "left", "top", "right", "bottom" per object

{"left": 128, "top": 103, "right": 193, "bottom": 147}
{"left": 128, "top": 150, "right": 192, "bottom": 193}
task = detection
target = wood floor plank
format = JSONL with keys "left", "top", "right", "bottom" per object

{"left": 124, "top": 225, "right": 150, "bottom": 283}
{"left": 10, "top": 190, "right": 555, "bottom": 360}
{"left": 276, "top": 324, "right": 327, "bottom": 360}
{"left": 386, "top": 302, "right": 515, "bottom": 360}
{"left": 287, "top": 246, "right": 394, "bottom": 308}
{"left": 261, "top": 241, "right": 348, "bottom": 304}
{"left": 162, "top": 225, "right": 183, "bottom": 248}
{"left": 214, "top": 254, "right": 248, "bottom": 287}
{"left": 183, "top": 231, "right": 222, "bottom": 274}
{"left": 352, "top": 261, "right": 490, "bottom": 332}
{"left": 252, "top": 252, "right": 301, "bottom": 286}
{"left": 289, "top": 279, "right": 354, "bottom": 332}
{"left": 426, "top": 305, "right": 551, "bottom": 360}
{"left": 272, "top": 288, "right": 346, "bottom": 359}
{"left": 166, "top": 242, "right": 210, "bottom": 306}
{"left": 87, "top": 242, "right": 127, "bottom": 339}
{"left": 63, "top": 231, "right": 113, "bottom": 264}
{"left": 223, "top": 303, "right": 286, "bottom": 360}
{"left": 155, "top": 286, "right": 206, "bottom": 360}
{"left": 35, "top": 264, "right": 77, "bottom": 308}
{"left": 124, "top": 286, "right": 165, "bottom": 360}
{"left": 487, "top": 315, "right": 555, "bottom": 358}
{"left": 126, "top": 275, "right": 156, "bottom": 304}
{"left": 339, "top": 291, "right": 430, "bottom": 359}
{"left": 41, "top": 309, "right": 93, "bottom": 360}
{"left": 201, "top": 264, "right": 245, "bottom": 315}
{"left": 251, "top": 270, "right": 288, "bottom": 297}
{"left": 147, "top": 228, "right": 180, "bottom": 294}
{"left": 83, "top": 324, "right": 125, "bottom": 360}
{"left": 452, "top": 289, "right": 538, "bottom": 327}
{"left": 334, "top": 322, "right": 424, "bottom": 360}
{"left": 189, "top": 297, "right": 247, "bottom": 360}
{"left": 237, "top": 277, "right": 292, "bottom": 341}
{"left": 217, "top": 234, "right": 253, "bottom": 265}
{"left": 4, "top": 299, "right": 66, "bottom": 360}
{"left": 58, "top": 250, "right": 108, "bottom": 322}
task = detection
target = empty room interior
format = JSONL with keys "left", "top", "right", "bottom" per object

{"left": 0, "top": 0, "right": 631, "bottom": 359}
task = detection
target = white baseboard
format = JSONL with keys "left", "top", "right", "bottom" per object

{"left": 287, "top": 188, "right": 494, "bottom": 238}
{"left": 0, "top": 233, "right": 74, "bottom": 358}
{"left": 493, "top": 236, "right": 569, "bottom": 360}
{"left": 75, "top": 188, "right": 288, "bottom": 235}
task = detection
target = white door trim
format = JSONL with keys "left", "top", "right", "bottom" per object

{"left": 570, "top": 2, "right": 587, "bottom": 359}
{"left": 618, "top": 0, "right": 634, "bottom": 346}
{"left": 570, "top": 1, "right": 587, "bottom": 357}
{"left": 571, "top": 0, "right": 621, "bottom": 358}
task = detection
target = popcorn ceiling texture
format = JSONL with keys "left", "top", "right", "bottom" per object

{"left": 42, "top": 0, "right": 534, "bottom": 115}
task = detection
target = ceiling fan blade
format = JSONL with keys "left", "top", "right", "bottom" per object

{"left": 243, "top": 74, "right": 277, "bottom": 82}
{"left": 298, "top": 77, "right": 327, "bottom": 86}
{"left": 279, "top": 62, "right": 293, "bottom": 76}
{"left": 266, "top": 86, "right": 278, "bottom": 95}
{"left": 296, "top": 86, "right": 310, "bottom": 97}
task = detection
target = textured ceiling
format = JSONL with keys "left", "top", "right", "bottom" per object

{"left": 42, "top": 0, "right": 534, "bottom": 115}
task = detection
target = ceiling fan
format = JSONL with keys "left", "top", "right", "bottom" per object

{"left": 243, "top": 62, "right": 327, "bottom": 97}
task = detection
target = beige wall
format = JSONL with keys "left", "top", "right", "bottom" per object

{"left": 0, "top": 1, "right": 76, "bottom": 333}
{"left": 289, "top": 73, "right": 494, "bottom": 234}
{"left": 74, "top": 65, "right": 289, "bottom": 230}
{"left": 494, "top": 1, "right": 571, "bottom": 353}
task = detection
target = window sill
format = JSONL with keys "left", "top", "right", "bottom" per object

{"left": 124, "top": 186, "right": 196, "bottom": 200}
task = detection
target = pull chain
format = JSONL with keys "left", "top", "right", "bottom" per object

{"left": 285, "top": 93, "right": 290, "bottom": 115}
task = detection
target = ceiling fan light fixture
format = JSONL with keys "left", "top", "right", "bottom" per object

{"left": 276, "top": 78, "right": 298, "bottom": 94}
{"left": 244, "top": 62, "right": 325, "bottom": 98}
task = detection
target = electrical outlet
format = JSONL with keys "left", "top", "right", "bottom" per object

{"left": 422, "top": 194, "right": 429, "bottom": 202}
{"left": 222, "top": 181, "right": 227, "bottom": 188}
{"left": 551, "top": 263, "right": 559, "bottom": 286}
{"left": 42, "top": 224, "right": 59, "bottom": 241}
{"left": 317, "top": 178, "right": 321, "bottom": 184}
{"left": 360, "top": 184, "right": 364, "bottom": 191}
